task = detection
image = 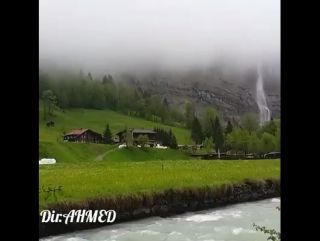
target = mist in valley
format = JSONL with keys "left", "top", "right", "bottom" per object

{"left": 39, "top": 0, "right": 280, "bottom": 88}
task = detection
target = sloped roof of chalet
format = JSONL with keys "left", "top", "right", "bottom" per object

{"left": 115, "top": 128, "right": 155, "bottom": 135}
{"left": 64, "top": 129, "right": 102, "bottom": 137}
{"left": 132, "top": 129, "right": 156, "bottom": 134}
{"left": 65, "top": 129, "right": 88, "bottom": 136}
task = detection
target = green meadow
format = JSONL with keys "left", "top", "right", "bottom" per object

{"left": 39, "top": 101, "right": 190, "bottom": 143}
{"left": 39, "top": 159, "right": 280, "bottom": 204}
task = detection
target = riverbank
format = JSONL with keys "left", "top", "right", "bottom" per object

{"left": 39, "top": 178, "right": 280, "bottom": 238}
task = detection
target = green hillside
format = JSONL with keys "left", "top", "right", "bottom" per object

{"left": 39, "top": 101, "right": 190, "bottom": 143}
{"left": 39, "top": 142, "right": 116, "bottom": 163}
{"left": 39, "top": 142, "right": 191, "bottom": 163}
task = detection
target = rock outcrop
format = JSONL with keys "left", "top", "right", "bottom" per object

{"left": 127, "top": 69, "right": 280, "bottom": 123}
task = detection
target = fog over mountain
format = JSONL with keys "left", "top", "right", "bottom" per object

{"left": 40, "top": 0, "right": 280, "bottom": 75}
{"left": 39, "top": 0, "right": 280, "bottom": 120}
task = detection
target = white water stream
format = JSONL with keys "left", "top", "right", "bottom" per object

{"left": 256, "top": 65, "right": 271, "bottom": 124}
{"left": 41, "top": 198, "right": 280, "bottom": 241}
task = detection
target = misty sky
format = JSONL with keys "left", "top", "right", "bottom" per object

{"left": 39, "top": 0, "right": 280, "bottom": 74}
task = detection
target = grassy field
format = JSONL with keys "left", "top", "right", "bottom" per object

{"left": 39, "top": 141, "right": 116, "bottom": 163}
{"left": 39, "top": 101, "right": 190, "bottom": 143}
{"left": 39, "top": 143, "right": 191, "bottom": 163}
{"left": 100, "top": 147, "right": 192, "bottom": 162}
{"left": 39, "top": 159, "right": 280, "bottom": 204}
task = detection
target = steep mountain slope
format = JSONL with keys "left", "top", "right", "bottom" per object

{"left": 122, "top": 67, "right": 280, "bottom": 124}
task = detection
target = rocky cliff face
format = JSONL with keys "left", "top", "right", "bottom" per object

{"left": 125, "top": 67, "right": 280, "bottom": 124}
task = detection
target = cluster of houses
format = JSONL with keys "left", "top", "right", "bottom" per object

{"left": 62, "top": 127, "right": 206, "bottom": 151}
{"left": 63, "top": 128, "right": 157, "bottom": 146}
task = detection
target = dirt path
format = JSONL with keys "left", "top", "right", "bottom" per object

{"left": 94, "top": 148, "right": 119, "bottom": 161}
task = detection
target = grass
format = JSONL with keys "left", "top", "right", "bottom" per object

{"left": 101, "top": 147, "right": 192, "bottom": 162}
{"left": 39, "top": 143, "right": 191, "bottom": 163}
{"left": 39, "top": 141, "right": 117, "bottom": 163}
{"left": 39, "top": 101, "right": 190, "bottom": 143}
{"left": 39, "top": 159, "right": 280, "bottom": 204}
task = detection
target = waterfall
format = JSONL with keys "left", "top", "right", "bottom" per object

{"left": 256, "top": 64, "right": 271, "bottom": 125}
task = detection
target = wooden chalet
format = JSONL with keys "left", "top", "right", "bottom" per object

{"left": 115, "top": 128, "right": 156, "bottom": 146}
{"left": 63, "top": 128, "right": 103, "bottom": 143}
{"left": 177, "top": 144, "right": 203, "bottom": 150}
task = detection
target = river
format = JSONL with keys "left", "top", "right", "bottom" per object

{"left": 41, "top": 198, "right": 280, "bottom": 241}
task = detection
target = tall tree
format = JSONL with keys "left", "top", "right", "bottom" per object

{"left": 274, "top": 129, "right": 281, "bottom": 152}
{"left": 107, "top": 74, "right": 114, "bottom": 83}
{"left": 203, "top": 107, "right": 221, "bottom": 138}
{"left": 103, "top": 123, "right": 113, "bottom": 144}
{"left": 213, "top": 116, "right": 224, "bottom": 152}
{"left": 163, "top": 97, "right": 169, "bottom": 109}
{"left": 224, "top": 120, "right": 233, "bottom": 150}
{"left": 263, "top": 119, "right": 278, "bottom": 136}
{"left": 239, "top": 129, "right": 250, "bottom": 154}
{"left": 122, "top": 125, "right": 133, "bottom": 148}
{"left": 261, "top": 132, "right": 275, "bottom": 153}
{"left": 241, "top": 113, "right": 260, "bottom": 134}
{"left": 226, "top": 128, "right": 242, "bottom": 153}
{"left": 203, "top": 137, "right": 214, "bottom": 154}
{"left": 170, "top": 133, "right": 178, "bottom": 149}
{"left": 190, "top": 117, "right": 203, "bottom": 144}
{"left": 203, "top": 118, "right": 214, "bottom": 138}
{"left": 248, "top": 131, "right": 261, "bottom": 154}
{"left": 203, "top": 107, "right": 221, "bottom": 124}
{"left": 185, "top": 101, "right": 195, "bottom": 128}
{"left": 87, "top": 72, "right": 92, "bottom": 81}
{"left": 225, "top": 120, "right": 233, "bottom": 136}
{"left": 42, "top": 90, "right": 57, "bottom": 120}
{"left": 102, "top": 75, "right": 108, "bottom": 85}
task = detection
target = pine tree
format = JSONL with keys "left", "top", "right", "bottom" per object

{"left": 102, "top": 75, "right": 108, "bottom": 85}
{"left": 225, "top": 120, "right": 233, "bottom": 136}
{"left": 224, "top": 120, "right": 233, "bottom": 150}
{"left": 107, "top": 74, "right": 114, "bottom": 83}
{"left": 185, "top": 101, "right": 195, "bottom": 129}
{"left": 263, "top": 119, "right": 277, "bottom": 136}
{"left": 213, "top": 116, "right": 224, "bottom": 152}
{"left": 103, "top": 123, "right": 113, "bottom": 144}
{"left": 203, "top": 118, "right": 214, "bottom": 138}
{"left": 191, "top": 117, "right": 203, "bottom": 144}
{"left": 163, "top": 97, "right": 169, "bottom": 109}
{"left": 167, "top": 129, "right": 173, "bottom": 147}
{"left": 170, "top": 134, "right": 178, "bottom": 149}
{"left": 87, "top": 72, "right": 92, "bottom": 81}
{"left": 163, "top": 130, "right": 171, "bottom": 146}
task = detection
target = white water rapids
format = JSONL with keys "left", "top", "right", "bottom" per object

{"left": 40, "top": 198, "right": 280, "bottom": 241}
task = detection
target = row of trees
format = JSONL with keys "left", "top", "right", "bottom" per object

{"left": 39, "top": 72, "right": 246, "bottom": 131}
{"left": 190, "top": 107, "right": 281, "bottom": 154}
{"left": 153, "top": 127, "right": 178, "bottom": 149}
{"left": 40, "top": 73, "right": 186, "bottom": 127}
